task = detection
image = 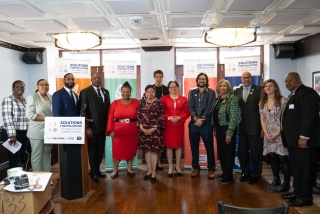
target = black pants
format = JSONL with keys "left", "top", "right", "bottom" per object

{"left": 88, "top": 133, "right": 106, "bottom": 174}
{"left": 2, "top": 129, "right": 30, "bottom": 169}
{"left": 215, "top": 125, "right": 236, "bottom": 181}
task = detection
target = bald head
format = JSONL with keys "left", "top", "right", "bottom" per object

{"left": 285, "top": 72, "right": 302, "bottom": 91}
{"left": 241, "top": 71, "right": 252, "bottom": 87}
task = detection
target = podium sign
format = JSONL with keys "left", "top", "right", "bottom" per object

{"left": 44, "top": 117, "right": 85, "bottom": 144}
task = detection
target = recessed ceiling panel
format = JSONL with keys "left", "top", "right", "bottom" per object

{"left": 10, "top": 32, "right": 48, "bottom": 41}
{"left": 106, "top": 0, "right": 150, "bottom": 14}
{"left": 0, "top": 3, "right": 43, "bottom": 18}
{"left": 131, "top": 29, "right": 159, "bottom": 39}
{"left": 24, "top": 20, "right": 67, "bottom": 32}
{"left": 0, "top": 22, "right": 24, "bottom": 32}
{"left": 266, "top": 13, "right": 309, "bottom": 25}
{"left": 48, "top": 3, "right": 100, "bottom": 16}
{"left": 286, "top": 0, "right": 320, "bottom": 9}
{"left": 227, "top": 0, "right": 273, "bottom": 11}
{"left": 218, "top": 15, "right": 255, "bottom": 27}
{"left": 168, "top": 30, "right": 204, "bottom": 38}
{"left": 171, "top": 17, "right": 203, "bottom": 27}
{"left": 170, "top": 0, "right": 209, "bottom": 12}
{"left": 73, "top": 19, "right": 111, "bottom": 30}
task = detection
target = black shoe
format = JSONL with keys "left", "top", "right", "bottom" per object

{"left": 143, "top": 174, "right": 151, "bottom": 181}
{"left": 97, "top": 171, "right": 107, "bottom": 178}
{"left": 220, "top": 178, "right": 232, "bottom": 185}
{"left": 175, "top": 169, "right": 183, "bottom": 177}
{"left": 281, "top": 193, "right": 296, "bottom": 200}
{"left": 287, "top": 198, "right": 313, "bottom": 207}
{"left": 268, "top": 177, "right": 281, "bottom": 189}
{"left": 218, "top": 174, "right": 224, "bottom": 180}
{"left": 167, "top": 173, "right": 173, "bottom": 178}
{"left": 248, "top": 176, "right": 260, "bottom": 184}
{"left": 150, "top": 176, "right": 157, "bottom": 183}
{"left": 271, "top": 183, "right": 290, "bottom": 192}
{"left": 90, "top": 173, "right": 101, "bottom": 184}
{"left": 239, "top": 174, "right": 249, "bottom": 182}
{"left": 156, "top": 165, "right": 163, "bottom": 171}
{"left": 313, "top": 186, "right": 320, "bottom": 195}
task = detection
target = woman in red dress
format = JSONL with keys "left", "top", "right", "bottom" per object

{"left": 161, "top": 81, "right": 189, "bottom": 177}
{"left": 138, "top": 85, "right": 164, "bottom": 183}
{"left": 106, "top": 82, "right": 140, "bottom": 179}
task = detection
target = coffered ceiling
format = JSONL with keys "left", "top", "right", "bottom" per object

{"left": 0, "top": 0, "right": 320, "bottom": 49}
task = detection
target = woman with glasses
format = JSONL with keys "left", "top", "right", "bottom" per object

{"left": 106, "top": 81, "right": 140, "bottom": 179}
{"left": 138, "top": 85, "right": 164, "bottom": 183}
{"left": 26, "top": 79, "right": 53, "bottom": 172}
{"left": 2, "top": 80, "right": 29, "bottom": 169}
{"left": 161, "top": 81, "right": 189, "bottom": 177}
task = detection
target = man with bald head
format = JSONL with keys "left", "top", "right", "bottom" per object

{"left": 234, "top": 71, "right": 263, "bottom": 184}
{"left": 280, "top": 72, "right": 320, "bottom": 207}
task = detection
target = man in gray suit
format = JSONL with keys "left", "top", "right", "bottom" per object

{"left": 79, "top": 73, "right": 110, "bottom": 183}
{"left": 234, "top": 71, "right": 263, "bottom": 184}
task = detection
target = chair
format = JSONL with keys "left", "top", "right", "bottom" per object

{"left": 218, "top": 201, "right": 289, "bottom": 214}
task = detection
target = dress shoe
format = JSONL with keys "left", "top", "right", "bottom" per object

{"left": 143, "top": 174, "right": 151, "bottom": 181}
{"left": 271, "top": 183, "right": 290, "bottom": 192}
{"left": 127, "top": 171, "right": 135, "bottom": 177}
{"left": 248, "top": 176, "right": 260, "bottom": 184}
{"left": 110, "top": 172, "right": 118, "bottom": 179}
{"left": 239, "top": 174, "right": 249, "bottom": 182}
{"left": 287, "top": 198, "right": 313, "bottom": 207}
{"left": 220, "top": 178, "right": 233, "bottom": 185}
{"left": 208, "top": 170, "right": 215, "bottom": 180}
{"left": 218, "top": 174, "right": 224, "bottom": 180}
{"left": 97, "top": 171, "right": 107, "bottom": 178}
{"left": 90, "top": 173, "right": 101, "bottom": 183}
{"left": 175, "top": 169, "right": 183, "bottom": 177}
{"left": 167, "top": 173, "right": 173, "bottom": 178}
{"left": 191, "top": 168, "right": 200, "bottom": 177}
{"left": 268, "top": 177, "right": 280, "bottom": 190}
{"left": 156, "top": 165, "right": 163, "bottom": 171}
{"left": 150, "top": 176, "right": 157, "bottom": 183}
{"left": 281, "top": 193, "right": 296, "bottom": 200}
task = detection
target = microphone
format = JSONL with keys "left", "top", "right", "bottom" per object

{"left": 80, "top": 103, "right": 87, "bottom": 117}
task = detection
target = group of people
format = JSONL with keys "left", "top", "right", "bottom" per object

{"left": 1, "top": 69, "right": 319, "bottom": 207}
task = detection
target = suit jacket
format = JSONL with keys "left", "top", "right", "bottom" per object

{"left": 52, "top": 87, "right": 80, "bottom": 117}
{"left": 26, "top": 92, "right": 53, "bottom": 139}
{"left": 79, "top": 85, "right": 110, "bottom": 134}
{"left": 234, "top": 84, "right": 262, "bottom": 136}
{"left": 281, "top": 84, "right": 320, "bottom": 148}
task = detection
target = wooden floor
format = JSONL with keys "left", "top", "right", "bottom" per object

{"left": 49, "top": 161, "right": 320, "bottom": 214}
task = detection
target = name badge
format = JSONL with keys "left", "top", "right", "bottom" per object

{"left": 289, "top": 104, "right": 294, "bottom": 109}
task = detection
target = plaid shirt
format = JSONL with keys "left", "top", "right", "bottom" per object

{"left": 2, "top": 95, "right": 28, "bottom": 137}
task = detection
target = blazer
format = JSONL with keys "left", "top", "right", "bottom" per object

{"left": 281, "top": 84, "right": 320, "bottom": 148}
{"left": 79, "top": 85, "right": 110, "bottom": 134}
{"left": 234, "top": 84, "right": 262, "bottom": 136}
{"left": 26, "top": 92, "right": 53, "bottom": 139}
{"left": 52, "top": 87, "right": 80, "bottom": 117}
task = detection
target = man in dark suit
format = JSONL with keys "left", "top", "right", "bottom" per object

{"left": 281, "top": 72, "right": 320, "bottom": 207}
{"left": 79, "top": 73, "right": 110, "bottom": 183}
{"left": 52, "top": 73, "right": 82, "bottom": 199}
{"left": 234, "top": 71, "right": 263, "bottom": 184}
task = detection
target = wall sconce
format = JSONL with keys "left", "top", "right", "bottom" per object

{"left": 52, "top": 32, "right": 102, "bottom": 51}
{"left": 204, "top": 28, "right": 256, "bottom": 48}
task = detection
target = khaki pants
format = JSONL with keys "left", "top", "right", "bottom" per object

{"left": 29, "top": 138, "right": 52, "bottom": 172}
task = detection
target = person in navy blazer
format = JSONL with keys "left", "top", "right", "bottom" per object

{"left": 79, "top": 73, "right": 110, "bottom": 183}
{"left": 280, "top": 72, "right": 320, "bottom": 207}
{"left": 52, "top": 73, "right": 83, "bottom": 198}
{"left": 234, "top": 71, "right": 263, "bottom": 184}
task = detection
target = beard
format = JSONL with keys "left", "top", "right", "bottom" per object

{"left": 65, "top": 82, "right": 75, "bottom": 89}
{"left": 197, "top": 83, "right": 206, "bottom": 88}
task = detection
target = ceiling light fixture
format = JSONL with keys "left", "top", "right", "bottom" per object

{"left": 204, "top": 27, "right": 256, "bottom": 48}
{"left": 52, "top": 32, "right": 102, "bottom": 52}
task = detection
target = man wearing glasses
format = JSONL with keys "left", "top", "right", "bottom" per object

{"left": 188, "top": 72, "right": 216, "bottom": 179}
{"left": 234, "top": 71, "right": 262, "bottom": 184}
{"left": 281, "top": 72, "right": 320, "bottom": 207}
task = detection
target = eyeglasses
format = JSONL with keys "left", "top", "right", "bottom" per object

{"left": 242, "top": 77, "right": 251, "bottom": 79}
{"left": 284, "top": 78, "right": 295, "bottom": 83}
{"left": 145, "top": 91, "right": 154, "bottom": 94}
{"left": 38, "top": 84, "right": 49, "bottom": 87}
{"left": 169, "top": 86, "right": 178, "bottom": 89}
{"left": 198, "top": 78, "right": 206, "bottom": 81}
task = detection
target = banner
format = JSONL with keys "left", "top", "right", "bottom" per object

{"left": 183, "top": 59, "right": 218, "bottom": 169}
{"left": 44, "top": 117, "right": 85, "bottom": 144}
{"left": 104, "top": 61, "right": 138, "bottom": 171}
{"left": 54, "top": 58, "right": 91, "bottom": 94}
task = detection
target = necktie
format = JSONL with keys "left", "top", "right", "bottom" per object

{"left": 70, "top": 90, "right": 75, "bottom": 105}
{"left": 243, "top": 87, "right": 249, "bottom": 102}
{"left": 97, "top": 87, "right": 103, "bottom": 103}
{"left": 280, "top": 92, "right": 293, "bottom": 130}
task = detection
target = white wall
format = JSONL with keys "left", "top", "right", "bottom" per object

{"left": 140, "top": 48, "right": 175, "bottom": 94}
{"left": 296, "top": 54, "right": 320, "bottom": 87}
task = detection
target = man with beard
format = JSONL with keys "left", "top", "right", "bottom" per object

{"left": 234, "top": 71, "right": 262, "bottom": 184}
{"left": 52, "top": 73, "right": 82, "bottom": 199}
{"left": 188, "top": 73, "right": 216, "bottom": 179}
{"left": 281, "top": 72, "right": 320, "bottom": 207}
{"left": 79, "top": 73, "right": 110, "bottom": 184}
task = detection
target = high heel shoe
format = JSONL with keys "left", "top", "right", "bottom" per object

{"left": 156, "top": 165, "right": 163, "bottom": 171}
{"left": 143, "top": 174, "right": 151, "bottom": 181}
{"left": 127, "top": 171, "right": 135, "bottom": 177}
{"left": 111, "top": 172, "right": 118, "bottom": 179}
{"left": 150, "top": 176, "right": 157, "bottom": 183}
{"left": 167, "top": 172, "right": 173, "bottom": 178}
{"left": 175, "top": 169, "right": 183, "bottom": 177}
